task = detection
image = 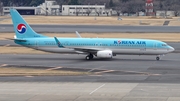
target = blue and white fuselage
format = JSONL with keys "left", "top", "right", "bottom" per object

{"left": 11, "top": 9, "right": 174, "bottom": 60}
{"left": 15, "top": 38, "right": 174, "bottom": 55}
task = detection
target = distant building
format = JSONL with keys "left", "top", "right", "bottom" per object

{"left": 156, "top": 11, "right": 175, "bottom": 17}
{"left": 3, "top": 7, "right": 40, "bottom": 15}
{"left": 39, "top": 0, "right": 60, "bottom": 15}
{"left": 62, "top": 5, "right": 109, "bottom": 16}
{"left": 3, "top": 0, "right": 60, "bottom": 15}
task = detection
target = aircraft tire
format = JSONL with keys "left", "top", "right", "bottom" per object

{"left": 156, "top": 57, "right": 160, "bottom": 61}
{"left": 89, "top": 54, "right": 94, "bottom": 60}
{"left": 86, "top": 56, "right": 90, "bottom": 60}
{"left": 86, "top": 54, "right": 93, "bottom": 60}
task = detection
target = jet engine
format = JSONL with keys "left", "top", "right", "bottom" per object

{"left": 96, "top": 50, "right": 113, "bottom": 58}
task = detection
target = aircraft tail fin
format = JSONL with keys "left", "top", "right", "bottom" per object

{"left": 10, "top": 9, "right": 47, "bottom": 39}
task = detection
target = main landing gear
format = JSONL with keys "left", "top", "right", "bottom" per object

{"left": 85, "top": 53, "right": 94, "bottom": 60}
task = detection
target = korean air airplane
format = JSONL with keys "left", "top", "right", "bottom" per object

{"left": 10, "top": 9, "right": 174, "bottom": 60}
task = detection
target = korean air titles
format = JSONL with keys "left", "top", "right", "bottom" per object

{"left": 114, "top": 40, "right": 146, "bottom": 45}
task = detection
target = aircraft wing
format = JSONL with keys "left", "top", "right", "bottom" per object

{"left": 70, "top": 47, "right": 102, "bottom": 52}
{"left": 75, "top": 31, "right": 82, "bottom": 38}
{"left": 65, "top": 46, "right": 103, "bottom": 54}
{"left": 54, "top": 37, "right": 103, "bottom": 53}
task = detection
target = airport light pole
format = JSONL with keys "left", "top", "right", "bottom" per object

{"left": 94, "top": 4, "right": 97, "bottom": 20}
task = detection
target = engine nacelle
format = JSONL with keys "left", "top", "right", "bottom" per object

{"left": 97, "top": 50, "right": 113, "bottom": 58}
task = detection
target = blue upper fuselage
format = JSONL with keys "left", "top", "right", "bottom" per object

{"left": 15, "top": 37, "right": 172, "bottom": 50}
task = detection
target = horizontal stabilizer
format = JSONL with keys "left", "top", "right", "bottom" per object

{"left": 5, "top": 38, "right": 27, "bottom": 42}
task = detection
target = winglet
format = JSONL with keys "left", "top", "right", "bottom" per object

{"left": 54, "top": 37, "right": 64, "bottom": 48}
{"left": 75, "top": 31, "right": 82, "bottom": 38}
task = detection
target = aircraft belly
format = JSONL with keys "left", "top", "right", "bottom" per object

{"left": 144, "top": 49, "right": 169, "bottom": 55}
{"left": 34, "top": 46, "right": 168, "bottom": 55}
{"left": 113, "top": 49, "right": 140, "bottom": 54}
{"left": 113, "top": 48, "right": 168, "bottom": 55}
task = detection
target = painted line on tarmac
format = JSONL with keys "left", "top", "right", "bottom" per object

{"left": 87, "top": 68, "right": 96, "bottom": 72}
{"left": 46, "top": 67, "right": 63, "bottom": 71}
{"left": 25, "top": 76, "right": 34, "bottom": 78}
{"left": 88, "top": 66, "right": 105, "bottom": 73}
{"left": 3, "top": 44, "right": 10, "bottom": 47}
{"left": 89, "top": 84, "right": 105, "bottom": 95}
{"left": 95, "top": 70, "right": 115, "bottom": 74}
{"left": 89, "top": 75, "right": 102, "bottom": 76}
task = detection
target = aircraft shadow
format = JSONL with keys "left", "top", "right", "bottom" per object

{"left": 15, "top": 56, "right": 164, "bottom": 62}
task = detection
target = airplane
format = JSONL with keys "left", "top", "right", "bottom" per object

{"left": 10, "top": 9, "right": 174, "bottom": 61}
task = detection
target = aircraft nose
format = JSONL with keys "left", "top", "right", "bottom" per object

{"left": 169, "top": 46, "right": 175, "bottom": 52}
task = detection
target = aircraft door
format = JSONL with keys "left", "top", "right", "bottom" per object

{"left": 35, "top": 41, "right": 38, "bottom": 49}
{"left": 154, "top": 43, "right": 157, "bottom": 50}
{"left": 65, "top": 41, "right": 69, "bottom": 46}
{"left": 95, "top": 42, "right": 98, "bottom": 47}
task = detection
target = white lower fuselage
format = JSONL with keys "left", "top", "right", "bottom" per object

{"left": 32, "top": 46, "right": 172, "bottom": 55}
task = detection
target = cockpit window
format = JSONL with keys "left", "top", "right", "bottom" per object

{"left": 162, "top": 44, "right": 167, "bottom": 46}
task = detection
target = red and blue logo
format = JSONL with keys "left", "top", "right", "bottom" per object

{"left": 17, "top": 24, "right": 26, "bottom": 34}
{"left": 117, "top": 40, "right": 121, "bottom": 44}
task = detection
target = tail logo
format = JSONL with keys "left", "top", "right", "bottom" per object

{"left": 17, "top": 24, "right": 26, "bottom": 34}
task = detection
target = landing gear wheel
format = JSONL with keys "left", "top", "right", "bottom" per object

{"left": 86, "top": 56, "right": 90, "bottom": 60}
{"left": 85, "top": 54, "right": 94, "bottom": 60}
{"left": 156, "top": 57, "right": 160, "bottom": 61}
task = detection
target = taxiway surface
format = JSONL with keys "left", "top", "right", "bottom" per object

{"left": 0, "top": 53, "right": 180, "bottom": 101}
{"left": 0, "top": 36, "right": 180, "bottom": 101}
{"left": 0, "top": 53, "right": 180, "bottom": 83}
{"left": 1, "top": 16, "right": 180, "bottom": 101}
{"left": 1, "top": 24, "right": 180, "bottom": 33}
{"left": 1, "top": 82, "right": 180, "bottom": 101}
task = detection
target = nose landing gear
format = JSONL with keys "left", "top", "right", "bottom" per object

{"left": 156, "top": 55, "right": 164, "bottom": 61}
{"left": 156, "top": 56, "right": 160, "bottom": 61}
